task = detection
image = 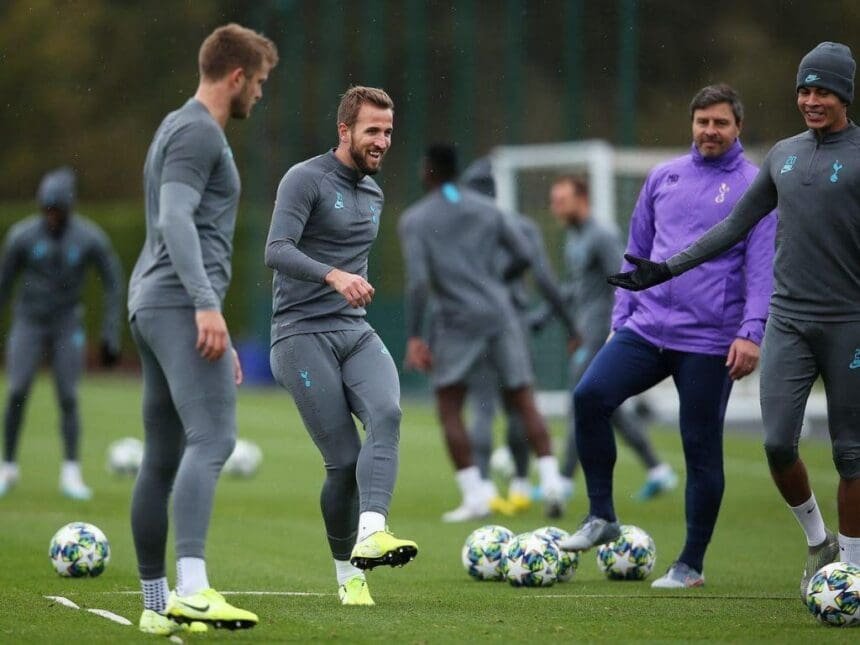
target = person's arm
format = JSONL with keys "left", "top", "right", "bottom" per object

{"left": 0, "top": 227, "right": 23, "bottom": 313}
{"left": 738, "top": 209, "right": 777, "bottom": 345}
{"left": 498, "top": 213, "right": 532, "bottom": 281}
{"left": 522, "top": 221, "right": 577, "bottom": 338}
{"left": 609, "top": 154, "right": 779, "bottom": 291}
{"left": 264, "top": 168, "right": 373, "bottom": 308}
{"left": 611, "top": 173, "right": 658, "bottom": 328}
{"left": 89, "top": 226, "right": 124, "bottom": 366}
{"left": 159, "top": 121, "right": 229, "bottom": 361}
{"left": 399, "top": 215, "right": 433, "bottom": 371}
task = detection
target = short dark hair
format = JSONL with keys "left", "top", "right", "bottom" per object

{"left": 337, "top": 86, "right": 395, "bottom": 128}
{"left": 551, "top": 174, "right": 589, "bottom": 198}
{"left": 689, "top": 83, "right": 744, "bottom": 124}
{"left": 424, "top": 144, "right": 458, "bottom": 183}
{"left": 198, "top": 23, "right": 278, "bottom": 82}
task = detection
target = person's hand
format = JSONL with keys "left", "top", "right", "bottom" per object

{"left": 231, "top": 347, "right": 243, "bottom": 386}
{"left": 405, "top": 337, "right": 433, "bottom": 372}
{"left": 325, "top": 268, "right": 375, "bottom": 308}
{"left": 100, "top": 341, "right": 120, "bottom": 368}
{"left": 195, "top": 310, "right": 229, "bottom": 361}
{"left": 726, "top": 338, "right": 760, "bottom": 380}
{"left": 607, "top": 254, "right": 672, "bottom": 291}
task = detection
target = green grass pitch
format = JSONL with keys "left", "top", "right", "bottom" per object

{"left": 0, "top": 374, "right": 854, "bottom": 642}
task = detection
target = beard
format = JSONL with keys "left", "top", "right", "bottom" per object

{"left": 229, "top": 84, "right": 254, "bottom": 120}
{"left": 349, "top": 142, "right": 383, "bottom": 175}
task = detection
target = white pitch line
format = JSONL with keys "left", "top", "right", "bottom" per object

{"left": 523, "top": 593, "right": 793, "bottom": 600}
{"left": 86, "top": 608, "right": 133, "bottom": 625}
{"left": 105, "top": 590, "right": 328, "bottom": 597}
{"left": 45, "top": 595, "right": 80, "bottom": 609}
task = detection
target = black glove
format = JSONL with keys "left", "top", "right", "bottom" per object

{"left": 100, "top": 341, "right": 120, "bottom": 368}
{"left": 607, "top": 254, "right": 672, "bottom": 291}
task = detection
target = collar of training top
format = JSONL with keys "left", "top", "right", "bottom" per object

{"left": 689, "top": 138, "right": 745, "bottom": 169}
{"left": 806, "top": 120, "right": 859, "bottom": 143}
{"left": 327, "top": 149, "right": 365, "bottom": 184}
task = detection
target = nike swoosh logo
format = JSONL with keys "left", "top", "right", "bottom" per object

{"left": 806, "top": 508, "right": 814, "bottom": 514}
{"left": 178, "top": 600, "right": 209, "bottom": 612}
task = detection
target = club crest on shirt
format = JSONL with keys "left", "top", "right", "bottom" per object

{"left": 715, "top": 182, "right": 730, "bottom": 204}
{"left": 831, "top": 161, "right": 843, "bottom": 183}
{"left": 780, "top": 155, "right": 797, "bottom": 174}
{"left": 369, "top": 204, "right": 379, "bottom": 224}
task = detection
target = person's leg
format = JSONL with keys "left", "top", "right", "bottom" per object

{"left": 270, "top": 333, "right": 362, "bottom": 564}
{"left": 466, "top": 360, "right": 498, "bottom": 480}
{"left": 814, "top": 320, "right": 860, "bottom": 565}
{"left": 133, "top": 310, "right": 245, "bottom": 611}
{"left": 50, "top": 312, "right": 89, "bottom": 498}
{"left": 669, "top": 351, "right": 733, "bottom": 576}
{"left": 501, "top": 394, "right": 532, "bottom": 506}
{"left": 129, "top": 317, "right": 184, "bottom": 615}
{"left": 758, "top": 315, "right": 837, "bottom": 597}
{"left": 572, "top": 329, "right": 669, "bottom": 522}
{"left": 2, "top": 318, "right": 45, "bottom": 471}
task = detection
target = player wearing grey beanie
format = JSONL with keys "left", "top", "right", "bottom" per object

{"left": 796, "top": 41, "right": 855, "bottom": 104}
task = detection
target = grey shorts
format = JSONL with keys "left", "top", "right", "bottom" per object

{"left": 430, "top": 318, "right": 533, "bottom": 390}
{"left": 760, "top": 314, "right": 860, "bottom": 477}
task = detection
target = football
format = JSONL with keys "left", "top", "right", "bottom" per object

{"left": 106, "top": 437, "right": 144, "bottom": 475}
{"left": 805, "top": 561, "right": 860, "bottom": 627}
{"left": 49, "top": 522, "right": 111, "bottom": 578}
{"left": 502, "top": 531, "right": 560, "bottom": 587}
{"left": 533, "top": 525, "right": 579, "bottom": 582}
{"left": 489, "top": 446, "right": 515, "bottom": 480}
{"left": 461, "top": 524, "right": 514, "bottom": 581}
{"left": 223, "top": 439, "right": 263, "bottom": 477}
{"left": 596, "top": 525, "right": 656, "bottom": 580}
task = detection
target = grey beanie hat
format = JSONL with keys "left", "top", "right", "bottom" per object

{"left": 796, "top": 41, "right": 855, "bottom": 104}
{"left": 37, "top": 167, "right": 77, "bottom": 210}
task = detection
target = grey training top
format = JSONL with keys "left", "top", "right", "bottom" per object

{"left": 128, "top": 98, "right": 240, "bottom": 316}
{"left": 0, "top": 214, "right": 123, "bottom": 348}
{"left": 668, "top": 123, "right": 860, "bottom": 321}
{"left": 265, "top": 150, "right": 382, "bottom": 345}
{"left": 399, "top": 183, "right": 531, "bottom": 339}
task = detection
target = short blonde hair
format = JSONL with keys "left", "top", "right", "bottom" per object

{"left": 336, "top": 86, "right": 394, "bottom": 127}
{"left": 199, "top": 23, "right": 278, "bottom": 82}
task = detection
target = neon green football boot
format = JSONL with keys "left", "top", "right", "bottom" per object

{"left": 166, "top": 588, "right": 258, "bottom": 630}
{"left": 338, "top": 575, "right": 375, "bottom": 606}
{"left": 138, "top": 609, "right": 208, "bottom": 635}
{"left": 350, "top": 529, "right": 418, "bottom": 570}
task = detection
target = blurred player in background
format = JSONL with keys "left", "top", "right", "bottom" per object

{"left": 457, "top": 157, "right": 578, "bottom": 514}
{"left": 0, "top": 167, "right": 122, "bottom": 501}
{"left": 564, "top": 83, "right": 776, "bottom": 589}
{"left": 127, "top": 24, "right": 277, "bottom": 634}
{"left": 532, "top": 175, "right": 676, "bottom": 501}
{"left": 266, "top": 86, "right": 417, "bottom": 607}
{"left": 610, "top": 43, "right": 860, "bottom": 590}
{"left": 400, "top": 144, "right": 566, "bottom": 522}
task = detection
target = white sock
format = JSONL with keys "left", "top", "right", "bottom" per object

{"left": 537, "top": 456, "right": 562, "bottom": 493}
{"left": 838, "top": 533, "right": 860, "bottom": 566}
{"left": 176, "top": 557, "right": 209, "bottom": 597}
{"left": 0, "top": 461, "right": 19, "bottom": 481}
{"left": 648, "top": 463, "right": 671, "bottom": 480}
{"left": 334, "top": 559, "right": 364, "bottom": 586}
{"left": 60, "top": 461, "right": 82, "bottom": 483}
{"left": 141, "top": 577, "right": 169, "bottom": 612}
{"left": 483, "top": 479, "right": 500, "bottom": 499}
{"left": 509, "top": 477, "right": 531, "bottom": 497}
{"left": 560, "top": 476, "right": 574, "bottom": 497}
{"left": 455, "top": 466, "right": 483, "bottom": 505}
{"left": 357, "top": 511, "right": 386, "bottom": 542}
{"left": 789, "top": 494, "right": 827, "bottom": 547}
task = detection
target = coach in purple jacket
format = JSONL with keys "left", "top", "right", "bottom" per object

{"left": 559, "top": 84, "right": 777, "bottom": 588}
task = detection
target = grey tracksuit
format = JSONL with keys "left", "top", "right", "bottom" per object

{"left": 266, "top": 150, "right": 401, "bottom": 561}
{"left": 399, "top": 183, "right": 534, "bottom": 389}
{"left": 0, "top": 210, "right": 122, "bottom": 462}
{"left": 467, "top": 214, "right": 575, "bottom": 479}
{"left": 129, "top": 98, "right": 240, "bottom": 578}
{"left": 667, "top": 123, "right": 860, "bottom": 478}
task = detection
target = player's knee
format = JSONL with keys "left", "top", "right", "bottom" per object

{"left": 573, "top": 379, "right": 613, "bottom": 418}
{"left": 764, "top": 441, "right": 798, "bottom": 473}
{"left": 373, "top": 400, "right": 402, "bottom": 440}
{"left": 58, "top": 394, "right": 77, "bottom": 413}
{"left": 832, "top": 443, "right": 860, "bottom": 479}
